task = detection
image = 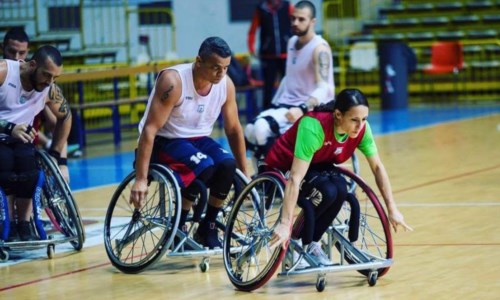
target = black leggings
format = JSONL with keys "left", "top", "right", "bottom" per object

{"left": 294, "top": 169, "right": 348, "bottom": 245}
{"left": 0, "top": 141, "right": 39, "bottom": 198}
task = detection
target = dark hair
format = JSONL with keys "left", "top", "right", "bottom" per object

{"left": 3, "top": 27, "right": 29, "bottom": 46}
{"left": 295, "top": 0, "right": 316, "bottom": 18}
{"left": 198, "top": 36, "right": 232, "bottom": 60}
{"left": 314, "top": 88, "right": 369, "bottom": 113}
{"left": 30, "top": 45, "right": 63, "bottom": 66}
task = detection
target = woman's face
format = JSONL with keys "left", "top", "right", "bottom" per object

{"left": 335, "top": 105, "right": 369, "bottom": 138}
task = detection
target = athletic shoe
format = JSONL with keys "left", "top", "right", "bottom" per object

{"left": 194, "top": 222, "right": 221, "bottom": 249}
{"left": 17, "top": 221, "right": 38, "bottom": 241}
{"left": 307, "top": 241, "right": 333, "bottom": 266}
{"left": 285, "top": 239, "right": 310, "bottom": 269}
{"left": 7, "top": 222, "right": 21, "bottom": 242}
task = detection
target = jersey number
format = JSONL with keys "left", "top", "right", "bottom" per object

{"left": 190, "top": 152, "right": 207, "bottom": 164}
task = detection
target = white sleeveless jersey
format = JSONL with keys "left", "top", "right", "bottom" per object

{"left": 276, "top": 35, "right": 335, "bottom": 106}
{"left": 0, "top": 60, "right": 48, "bottom": 138}
{"left": 139, "top": 63, "right": 227, "bottom": 138}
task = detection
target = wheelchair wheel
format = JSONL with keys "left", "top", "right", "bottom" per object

{"left": 223, "top": 172, "right": 288, "bottom": 291}
{"left": 35, "top": 150, "right": 85, "bottom": 250}
{"left": 103, "top": 164, "right": 181, "bottom": 273}
{"left": 332, "top": 167, "right": 393, "bottom": 278}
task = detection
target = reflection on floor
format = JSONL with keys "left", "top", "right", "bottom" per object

{"left": 68, "top": 103, "right": 500, "bottom": 191}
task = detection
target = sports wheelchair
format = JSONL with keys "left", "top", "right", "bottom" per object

{"left": 0, "top": 149, "right": 85, "bottom": 261}
{"left": 222, "top": 162, "right": 393, "bottom": 292}
{"left": 103, "top": 164, "right": 249, "bottom": 274}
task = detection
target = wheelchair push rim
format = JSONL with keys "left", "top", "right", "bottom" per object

{"left": 103, "top": 164, "right": 181, "bottom": 274}
{"left": 223, "top": 172, "right": 288, "bottom": 291}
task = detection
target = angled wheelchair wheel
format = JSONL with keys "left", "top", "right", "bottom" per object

{"left": 35, "top": 149, "right": 85, "bottom": 250}
{"left": 332, "top": 167, "right": 393, "bottom": 278}
{"left": 218, "top": 169, "right": 250, "bottom": 230}
{"left": 223, "top": 172, "right": 288, "bottom": 291}
{"left": 103, "top": 164, "right": 181, "bottom": 273}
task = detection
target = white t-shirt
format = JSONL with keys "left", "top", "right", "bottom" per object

{"left": 0, "top": 60, "right": 48, "bottom": 138}
{"left": 139, "top": 63, "right": 228, "bottom": 138}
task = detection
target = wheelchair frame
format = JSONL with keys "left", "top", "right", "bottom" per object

{"left": 222, "top": 165, "right": 393, "bottom": 292}
{"left": 103, "top": 164, "right": 249, "bottom": 274}
{"left": 0, "top": 149, "right": 85, "bottom": 261}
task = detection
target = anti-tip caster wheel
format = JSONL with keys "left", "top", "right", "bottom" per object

{"left": 47, "top": 244, "right": 55, "bottom": 259}
{"left": 368, "top": 271, "right": 378, "bottom": 286}
{"left": 316, "top": 275, "right": 326, "bottom": 292}
{"left": 199, "top": 257, "right": 210, "bottom": 272}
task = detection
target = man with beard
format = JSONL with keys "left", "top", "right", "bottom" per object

{"left": 129, "top": 37, "right": 248, "bottom": 249}
{"left": 244, "top": 0, "right": 335, "bottom": 170}
{"left": 0, "top": 45, "right": 71, "bottom": 241}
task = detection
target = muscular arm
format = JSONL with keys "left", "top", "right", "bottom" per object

{"left": 221, "top": 77, "right": 248, "bottom": 176}
{"left": 135, "top": 70, "right": 181, "bottom": 182}
{"left": 130, "top": 70, "right": 181, "bottom": 208}
{"left": 286, "top": 44, "right": 333, "bottom": 122}
{"left": 307, "top": 43, "right": 333, "bottom": 108}
{"left": 45, "top": 84, "right": 71, "bottom": 155}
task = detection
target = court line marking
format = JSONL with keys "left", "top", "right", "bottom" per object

{"left": 2, "top": 138, "right": 499, "bottom": 290}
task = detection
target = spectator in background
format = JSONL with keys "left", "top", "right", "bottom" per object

{"left": 1, "top": 28, "right": 29, "bottom": 61}
{"left": 245, "top": 0, "right": 335, "bottom": 170}
{"left": 248, "top": 0, "right": 292, "bottom": 109}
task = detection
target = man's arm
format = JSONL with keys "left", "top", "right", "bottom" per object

{"left": 130, "top": 70, "right": 181, "bottom": 208}
{"left": 247, "top": 9, "right": 261, "bottom": 55}
{"left": 135, "top": 70, "right": 180, "bottom": 182}
{"left": 45, "top": 84, "right": 71, "bottom": 158}
{"left": 221, "top": 76, "right": 248, "bottom": 176}
{"left": 286, "top": 44, "right": 333, "bottom": 122}
{"left": 307, "top": 43, "right": 333, "bottom": 109}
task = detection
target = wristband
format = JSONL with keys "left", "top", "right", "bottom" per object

{"left": 298, "top": 103, "right": 308, "bottom": 114}
{"left": 57, "top": 157, "right": 68, "bottom": 166}
{"left": 25, "top": 125, "right": 33, "bottom": 134}
{"left": 48, "top": 149, "right": 61, "bottom": 160}
{"left": 4, "top": 122, "right": 16, "bottom": 135}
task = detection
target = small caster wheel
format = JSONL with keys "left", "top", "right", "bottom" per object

{"left": 199, "top": 257, "right": 210, "bottom": 272}
{"left": 316, "top": 276, "right": 326, "bottom": 292}
{"left": 47, "top": 244, "right": 55, "bottom": 259}
{"left": 368, "top": 272, "right": 378, "bottom": 286}
{"left": 0, "top": 249, "right": 9, "bottom": 262}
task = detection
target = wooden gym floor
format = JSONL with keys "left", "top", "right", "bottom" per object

{"left": 1, "top": 104, "right": 499, "bottom": 299}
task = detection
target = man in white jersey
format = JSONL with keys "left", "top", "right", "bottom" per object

{"left": 0, "top": 45, "right": 71, "bottom": 241}
{"left": 130, "top": 37, "right": 248, "bottom": 249}
{"left": 244, "top": 0, "right": 335, "bottom": 170}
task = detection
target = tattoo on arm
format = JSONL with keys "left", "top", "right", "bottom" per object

{"left": 160, "top": 85, "right": 174, "bottom": 102}
{"left": 49, "top": 84, "right": 71, "bottom": 120}
{"left": 318, "top": 50, "right": 330, "bottom": 81}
